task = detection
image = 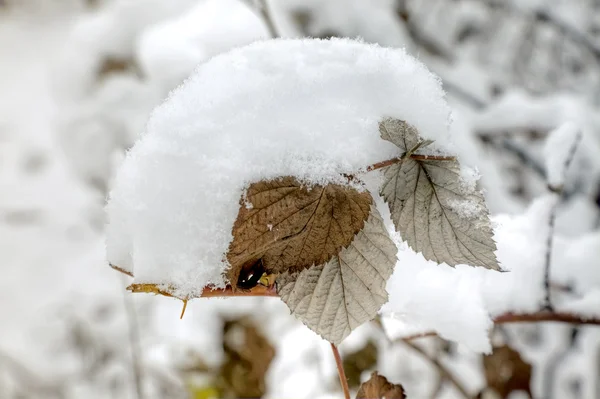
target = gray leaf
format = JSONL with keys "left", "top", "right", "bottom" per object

{"left": 379, "top": 119, "right": 501, "bottom": 270}
{"left": 379, "top": 118, "right": 422, "bottom": 153}
{"left": 277, "top": 205, "right": 397, "bottom": 344}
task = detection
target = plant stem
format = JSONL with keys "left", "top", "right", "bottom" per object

{"left": 331, "top": 343, "right": 350, "bottom": 399}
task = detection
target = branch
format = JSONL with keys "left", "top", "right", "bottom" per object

{"left": 401, "top": 339, "right": 472, "bottom": 399}
{"left": 391, "top": 312, "right": 600, "bottom": 343}
{"left": 127, "top": 283, "right": 278, "bottom": 299}
{"left": 366, "top": 153, "right": 456, "bottom": 172}
{"left": 331, "top": 343, "right": 351, "bottom": 399}
{"left": 121, "top": 276, "right": 145, "bottom": 399}
{"left": 256, "top": 0, "right": 279, "bottom": 39}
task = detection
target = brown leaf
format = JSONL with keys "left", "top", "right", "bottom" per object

{"left": 482, "top": 344, "right": 532, "bottom": 398}
{"left": 226, "top": 176, "right": 372, "bottom": 288}
{"left": 343, "top": 341, "right": 378, "bottom": 388}
{"left": 218, "top": 317, "right": 275, "bottom": 399}
{"left": 276, "top": 205, "right": 397, "bottom": 344}
{"left": 356, "top": 371, "right": 406, "bottom": 399}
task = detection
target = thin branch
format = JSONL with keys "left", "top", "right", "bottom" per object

{"left": 331, "top": 343, "right": 350, "bottom": 399}
{"left": 396, "top": 312, "right": 600, "bottom": 342}
{"left": 493, "top": 311, "right": 600, "bottom": 325}
{"left": 373, "top": 316, "right": 471, "bottom": 399}
{"left": 122, "top": 276, "right": 145, "bottom": 399}
{"left": 110, "top": 263, "right": 133, "bottom": 277}
{"left": 543, "top": 201, "right": 557, "bottom": 311}
{"left": 126, "top": 282, "right": 278, "bottom": 299}
{"left": 401, "top": 339, "right": 472, "bottom": 399}
{"left": 366, "top": 153, "right": 456, "bottom": 172}
{"left": 256, "top": 0, "right": 279, "bottom": 39}
{"left": 543, "top": 129, "right": 582, "bottom": 311}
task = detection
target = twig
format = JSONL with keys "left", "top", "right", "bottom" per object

{"left": 402, "top": 339, "right": 472, "bottom": 398}
{"left": 110, "top": 263, "right": 133, "bottom": 277}
{"left": 396, "top": 312, "right": 600, "bottom": 342}
{"left": 497, "top": 311, "right": 600, "bottom": 325}
{"left": 543, "top": 129, "right": 582, "bottom": 311}
{"left": 121, "top": 276, "right": 145, "bottom": 399}
{"left": 331, "top": 343, "right": 350, "bottom": 399}
{"left": 543, "top": 201, "right": 557, "bottom": 312}
{"left": 366, "top": 153, "right": 456, "bottom": 172}
{"left": 126, "top": 282, "right": 278, "bottom": 299}
{"left": 256, "top": 0, "right": 279, "bottom": 39}
{"left": 481, "top": 0, "right": 600, "bottom": 61}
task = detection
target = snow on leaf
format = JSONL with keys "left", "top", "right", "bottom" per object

{"left": 379, "top": 118, "right": 501, "bottom": 270}
{"left": 226, "top": 176, "right": 372, "bottom": 288}
{"left": 355, "top": 371, "right": 406, "bottom": 399}
{"left": 276, "top": 205, "right": 397, "bottom": 344}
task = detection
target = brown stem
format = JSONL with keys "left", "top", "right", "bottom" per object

{"left": 331, "top": 343, "right": 351, "bottom": 399}
{"left": 116, "top": 267, "right": 600, "bottom": 328}
{"left": 493, "top": 311, "right": 600, "bottom": 325}
{"left": 110, "top": 263, "right": 133, "bottom": 277}
{"left": 126, "top": 283, "right": 278, "bottom": 298}
{"left": 366, "top": 154, "right": 456, "bottom": 172}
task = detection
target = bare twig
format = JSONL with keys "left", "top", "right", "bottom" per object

{"left": 331, "top": 343, "right": 351, "bottom": 399}
{"left": 543, "top": 129, "right": 582, "bottom": 311}
{"left": 122, "top": 276, "right": 144, "bottom": 399}
{"left": 256, "top": 0, "right": 279, "bottom": 39}
{"left": 401, "top": 339, "right": 472, "bottom": 399}
{"left": 110, "top": 263, "right": 133, "bottom": 277}
{"left": 366, "top": 153, "right": 456, "bottom": 172}
{"left": 543, "top": 202, "right": 557, "bottom": 312}
{"left": 126, "top": 282, "right": 278, "bottom": 299}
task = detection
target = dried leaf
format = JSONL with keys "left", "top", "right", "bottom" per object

{"left": 482, "top": 344, "right": 532, "bottom": 398}
{"left": 356, "top": 371, "right": 406, "bottom": 399}
{"left": 343, "top": 340, "right": 379, "bottom": 388}
{"left": 379, "top": 118, "right": 500, "bottom": 270}
{"left": 226, "top": 176, "right": 372, "bottom": 287}
{"left": 218, "top": 317, "right": 275, "bottom": 399}
{"left": 277, "top": 206, "right": 397, "bottom": 344}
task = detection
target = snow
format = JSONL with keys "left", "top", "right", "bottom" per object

{"left": 543, "top": 122, "right": 582, "bottom": 188}
{"left": 106, "top": 37, "right": 453, "bottom": 297}
{"left": 382, "top": 194, "right": 600, "bottom": 353}
{"left": 4, "top": 1, "right": 600, "bottom": 398}
{"left": 136, "top": 0, "right": 269, "bottom": 91}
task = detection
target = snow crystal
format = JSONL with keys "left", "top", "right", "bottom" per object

{"left": 106, "top": 38, "right": 452, "bottom": 297}
{"left": 543, "top": 122, "right": 582, "bottom": 188}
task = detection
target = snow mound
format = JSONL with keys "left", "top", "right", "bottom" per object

{"left": 105, "top": 38, "right": 452, "bottom": 298}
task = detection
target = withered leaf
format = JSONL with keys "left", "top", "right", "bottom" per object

{"left": 218, "top": 316, "right": 275, "bottom": 399}
{"left": 482, "top": 344, "right": 532, "bottom": 398}
{"left": 277, "top": 206, "right": 397, "bottom": 344}
{"left": 356, "top": 371, "right": 406, "bottom": 399}
{"left": 343, "top": 340, "right": 379, "bottom": 388}
{"left": 379, "top": 118, "right": 500, "bottom": 270}
{"left": 226, "top": 176, "right": 372, "bottom": 287}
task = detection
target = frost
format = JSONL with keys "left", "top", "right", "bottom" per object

{"left": 106, "top": 38, "right": 452, "bottom": 297}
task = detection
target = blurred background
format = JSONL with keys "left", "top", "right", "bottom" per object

{"left": 1, "top": 0, "right": 600, "bottom": 398}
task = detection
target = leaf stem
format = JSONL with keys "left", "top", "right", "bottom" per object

{"left": 366, "top": 154, "right": 456, "bottom": 172}
{"left": 331, "top": 343, "right": 351, "bottom": 399}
